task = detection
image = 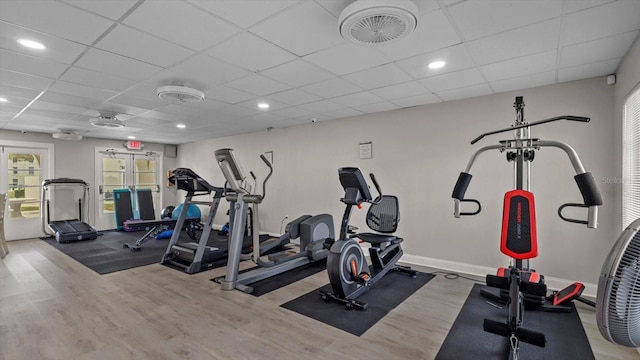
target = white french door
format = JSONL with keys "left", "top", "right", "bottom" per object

{"left": 94, "top": 148, "right": 163, "bottom": 230}
{"left": 0, "top": 142, "right": 52, "bottom": 240}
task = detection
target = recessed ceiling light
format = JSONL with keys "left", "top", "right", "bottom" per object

{"left": 17, "top": 39, "right": 46, "bottom": 50}
{"left": 258, "top": 102, "right": 269, "bottom": 110}
{"left": 128, "top": 136, "right": 136, "bottom": 139}
{"left": 428, "top": 60, "right": 446, "bottom": 69}
{"left": 176, "top": 124, "right": 186, "bottom": 129}
{"left": 0, "top": 97, "right": 8, "bottom": 102}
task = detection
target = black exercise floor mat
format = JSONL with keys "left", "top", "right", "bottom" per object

{"left": 211, "top": 258, "right": 327, "bottom": 297}
{"left": 435, "top": 284, "right": 594, "bottom": 360}
{"left": 281, "top": 271, "right": 434, "bottom": 336}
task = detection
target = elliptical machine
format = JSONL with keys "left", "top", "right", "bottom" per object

{"left": 320, "top": 167, "right": 417, "bottom": 310}
{"left": 451, "top": 97, "right": 603, "bottom": 359}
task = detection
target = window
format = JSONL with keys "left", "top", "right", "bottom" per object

{"left": 623, "top": 85, "right": 640, "bottom": 228}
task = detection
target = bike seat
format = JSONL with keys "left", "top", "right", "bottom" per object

{"left": 355, "top": 232, "right": 401, "bottom": 245}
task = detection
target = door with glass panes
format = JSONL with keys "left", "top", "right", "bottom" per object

{"left": 95, "top": 149, "right": 162, "bottom": 230}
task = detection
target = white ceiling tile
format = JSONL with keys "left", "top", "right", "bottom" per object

{"left": 96, "top": 25, "right": 194, "bottom": 68}
{"left": 123, "top": 1, "right": 239, "bottom": 51}
{"left": 0, "top": 21, "right": 88, "bottom": 65}
{"left": 37, "top": 91, "right": 102, "bottom": 108}
{"left": 61, "top": 0, "right": 138, "bottom": 20}
{"left": 490, "top": 70, "right": 556, "bottom": 93}
{"left": 237, "top": 98, "right": 289, "bottom": 113}
{"left": 266, "top": 89, "right": 321, "bottom": 106}
{"left": 370, "top": 81, "right": 429, "bottom": 100}
{"left": 377, "top": 10, "right": 461, "bottom": 61}
{"left": 0, "top": 0, "right": 114, "bottom": 45}
{"left": 558, "top": 58, "right": 620, "bottom": 83}
{"left": 0, "top": 84, "right": 41, "bottom": 100}
{"left": 160, "top": 54, "right": 251, "bottom": 90}
{"left": 108, "top": 93, "right": 165, "bottom": 111}
{"left": 448, "top": 0, "right": 562, "bottom": 41}
{"left": 564, "top": 0, "right": 615, "bottom": 14}
{"left": 419, "top": 68, "right": 485, "bottom": 92}
{"left": 342, "top": 63, "right": 412, "bottom": 90}
{"left": 48, "top": 81, "right": 118, "bottom": 102}
{"left": 331, "top": 91, "right": 383, "bottom": 107}
{"left": 352, "top": 101, "right": 400, "bottom": 114}
{"left": 205, "top": 85, "right": 255, "bottom": 104}
{"left": 390, "top": 93, "right": 441, "bottom": 107}
{"left": 560, "top": 31, "right": 639, "bottom": 68}
{"left": 436, "top": 83, "right": 493, "bottom": 101}
{"left": 300, "top": 77, "right": 362, "bottom": 98}
{"left": 562, "top": 0, "right": 640, "bottom": 45}
{"left": 74, "top": 48, "right": 162, "bottom": 81}
{"left": 60, "top": 66, "right": 137, "bottom": 92}
{"left": 297, "top": 99, "right": 345, "bottom": 113}
{"left": 0, "top": 69, "right": 55, "bottom": 91}
{"left": 270, "top": 106, "right": 315, "bottom": 119}
{"left": 96, "top": 102, "right": 153, "bottom": 117}
{"left": 303, "top": 43, "right": 391, "bottom": 76}
{"left": 466, "top": 18, "right": 561, "bottom": 65}
{"left": 226, "top": 74, "right": 289, "bottom": 96}
{"left": 246, "top": 111, "right": 287, "bottom": 123}
{"left": 260, "top": 59, "right": 335, "bottom": 87}
{"left": 395, "top": 44, "right": 475, "bottom": 79}
{"left": 29, "top": 101, "right": 89, "bottom": 115}
{"left": 248, "top": 1, "right": 343, "bottom": 56}
{"left": 0, "top": 96, "right": 31, "bottom": 108}
{"left": 480, "top": 50, "right": 558, "bottom": 82}
{"left": 323, "top": 107, "right": 365, "bottom": 119}
{"left": 206, "top": 32, "right": 297, "bottom": 72}
{"left": 0, "top": 49, "right": 68, "bottom": 79}
{"left": 188, "top": 0, "right": 300, "bottom": 29}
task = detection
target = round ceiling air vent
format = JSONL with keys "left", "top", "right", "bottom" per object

{"left": 52, "top": 130, "right": 82, "bottom": 140}
{"left": 157, "top": 85, "right": 205, "bottom": 103}
{"left": 90, "top": 115, "right": 125, "bottom": 128}
{"left": 339, "top": 0, "right": 418, "bottom": 46}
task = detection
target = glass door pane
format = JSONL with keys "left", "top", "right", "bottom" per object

{"left": 7, "top": 152, "right": 41, "bottom": 219}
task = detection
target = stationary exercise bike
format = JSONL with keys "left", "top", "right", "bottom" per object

{"left": 452, "top": 97, "right": 603, "bottom": 359}
{"left": 320, "top": 167, "right": 417, "bottom": 310}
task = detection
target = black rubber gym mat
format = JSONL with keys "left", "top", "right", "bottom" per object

{"left": 435, "top": 283, "right": 595, "bottom": 360}
{"left": 280, "top": 271, "right": 434, "bottom": 336}
{"left": 238, "top": 258, "right": 328, "bottom": 297}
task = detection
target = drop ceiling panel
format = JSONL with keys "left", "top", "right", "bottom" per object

{"left": 0, "top": 1, "right": 113, "bottom": 45}
{"left": 187, "top": 0, "right": 300, "bottom": 29}
{"left": 490, "top": 70, "right": 556, "bottom": 93}
{"left": 60, "top": 66, "right": 137, "bottom": 92}
{"left": 297, "top": 99, "right": 345, "bottom": 113}
{"left": 206, "top": 32, "right": 297, "bottom": 72}
{"left": 300, "top": 77, "right": 362, "bottom": 98}
{"left": 123, "top": 1, "right": 239, "bottom": 52}
{"left": 205, "top": 85, "right": 255, "bottom": 104}
{"left": 0, "top": 69, "right": 54, "bottom": 91}
{"left": 160, "top": 54, "right": 251, "bottom": 89}
{"left": 377, "top": 10, "right": 461, "bottom": 61}
{"left": 236, "top": 98, "right": 288, "bottom": 113}
{"left": 395, "top": 44, "right": 475, "bottom": 79}
{"left": 352, "top": 101, "right": 400, "bottom": 114}
{"left": 34, "top": 91, "right": 101, "bottom": 109}
{"left": 561, "top": 0, "right": 640, "bottom": 45}
{"left": 436, "top": 83, "right": 493, "bottom": 102}
{"left": 226, "top": 74, "right": 289, "bottom": 96}
{"left": 324, "top": 107, "right": 365, "bottom": 119}
{"left": 74, "top": 48, "right": 162, "bottom": 81}
{"left": 332, "top": 91, "right": 383, "bottom": 107}
{"left": 448, "top": 0, "right": 562, "bottom": 41}
{"left": 564, "top": 0, "right": 614, "bottom": 14}
{"left": 0, "top": 49, "right": 69, "bottom": 79}
{"left": 480, "top": 50, "right": 558, "bottom": 82}
{"left": 60, "top": 0, "right": 138, "bottom": 20}
{"left": 0, "top": 96, "right": 31, "bottom": 108}
{"left": 265, "top": 89, "right": 321, "bottom": 106}
{"left": 390, "top": 93, "right": 441, "bottom": 107}
{"left": 466, "top": 18, "right": 561, "bottom": 65}
{"left": 342, "top": 63, "right": 412, "bottom": 90}
{"left": 0, "top": 21, "right": 88, "bottom": 65}
{"left": 303, "top": 43, "right": 391, "bottom": 76}
{"left": 560, "top": 31, "right": 639, "bottom": 68}
{"left": 558, "top": 58, "right": 620, "bottom": 83}
{"left": 47, "top": 80, "right": 118, "bottom": 102}
{"left": 370, "top": 81, "right": 428, "bottom": 100}
{"left": 270, "top": 106, "right": 315, "bottom": 119}
{"left": 419, "top": 68, "right": 485, "bottom": 93}
{"left": 95, "top": 25, "right": 194, "bottom": 68}
{"left": 248, "top": 1, "right": 343, "bottom": 56}
{"left": 107, "top": 93, "right": 165, "bottom": 111}
{"left": 260, "top": 59, "right": 334, "bottom": 87}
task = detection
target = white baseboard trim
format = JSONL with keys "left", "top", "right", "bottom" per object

{"left": 401, "top": 254, "right": 598, "bottom": 299}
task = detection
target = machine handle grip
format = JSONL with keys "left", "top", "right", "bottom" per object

{"left": 250, "top": 171, "right": 256, "bottom": 181}
{"left": 260, "top": 154, "right": 272, "bottom": 168}
{"left": 260, "top": 154, "right": 273, "bottom": 200}
{"left": 369, "top": 173, "right": 382, "bottom": 201}
{"left": 557, "top": 203, "right": 599, "bottom": 228}
{"left": 452, "top": 173, "right": 481, "bottom": 217}
{"left": 454, "top": 199, "right": 482, "bottom": 217}
{"left": 574, "top": 172, "right": 603, "bottom": 206}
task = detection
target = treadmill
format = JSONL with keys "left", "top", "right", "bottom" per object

{"left": 41, "top": 178, "right": 98, "bottom": 243}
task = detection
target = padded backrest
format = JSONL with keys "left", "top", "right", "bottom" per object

{"left": 366, "top": 195, "right": 399, "bottom": 234}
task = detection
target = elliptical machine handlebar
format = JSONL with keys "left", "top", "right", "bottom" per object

{"left": 259, "top": 154, "right": 273, "bottom": 201}
{"left": 368, "top": 173, "right": 383, "bottom": 204}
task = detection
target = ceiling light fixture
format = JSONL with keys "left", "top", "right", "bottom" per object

{"left": 0, "top": 97, "right": 8, "bottom": 102}
{"left": 157, "top": 85, "right": 205, "bottom": 103}
{"left": 428, "top": 60, "right": 446, "bottom": 69}
{"left": 258, "top": 102, "right": 269, "bottom": 110}
{"left": 128, "top": 136, "right": 136, "bottom": 139}
{"left": 176, "top": 124, "right": 186, "bottom": 129}
{"left": 17, "top": 39, "right": 46, "bottom": 50}
{"left": 90, "top": 115, "right": 125, "bottom": 128}
{"left": 339, "top": 0, "right": 418, "bottom": 46}
{"left": 52, "top": 130, "right": 82, "bottom": 141}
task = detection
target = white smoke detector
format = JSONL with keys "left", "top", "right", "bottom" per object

{"left": 90, "top": 115, "right": 125, "bottom": 128}
{"left": 52, "top": 129, "right": 82, "bottom": 140}
{"left": 157, "top": 85, "right": 205, "bottom": 103}
{"left": 339, "top": 0, "right": 418, "bottom": 46}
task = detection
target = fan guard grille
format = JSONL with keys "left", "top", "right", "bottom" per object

{"left": 597, "top": 218, "right": 640, "bottom": 347}
{"left": 90, "top": 116, "right": 125, "bottom": 128}
{"left": 339, "top": 0, "right": 418, "bottom": 46}
{"left": 157, "top": 85, "right": 204, "bottom": 103}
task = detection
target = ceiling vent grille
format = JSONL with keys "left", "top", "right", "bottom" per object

{"left": 90, "top": 115, "right": 125, "bottom": 128}
{"left": 52, "top": 130, "right": 82, "bottom": 140}
{"left": 339, "top": 0, "right": 418, "bottom": 46}
{"left": 157, "top": 85, "right": 205, "bottom": 103}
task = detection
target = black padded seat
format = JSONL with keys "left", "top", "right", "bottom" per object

{"left": 355, "top": 233, "right": 401, "bottom": 244}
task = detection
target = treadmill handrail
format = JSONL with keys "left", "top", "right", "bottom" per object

{"left": 42, "top": 178, "right": 90, "bottom": 187}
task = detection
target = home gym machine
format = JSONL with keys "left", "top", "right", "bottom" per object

{"left": 161, "top": 168, "right": 225, "bottom": 274}
{"left": 41, "top": 178, "right": 98, "bottom": 243}
{"left": 320, "top": 167, "right": 417, "bottom": 310}
{"left": 213, "top": 148, "right": 332, "bottom": 293}
{"left": 451, "top": 96, "right": 603, "bottom": 359}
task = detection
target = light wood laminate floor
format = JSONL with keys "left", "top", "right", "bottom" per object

{"left": 1, "top": 239, "right": 638, "bottom": 360}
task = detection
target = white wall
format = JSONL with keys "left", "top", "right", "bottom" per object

{"left": 177, "top": 76, "right": 616, "bottom": 286}
{"left": 0, "top": 130, "right": 177, "bottom": 223}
